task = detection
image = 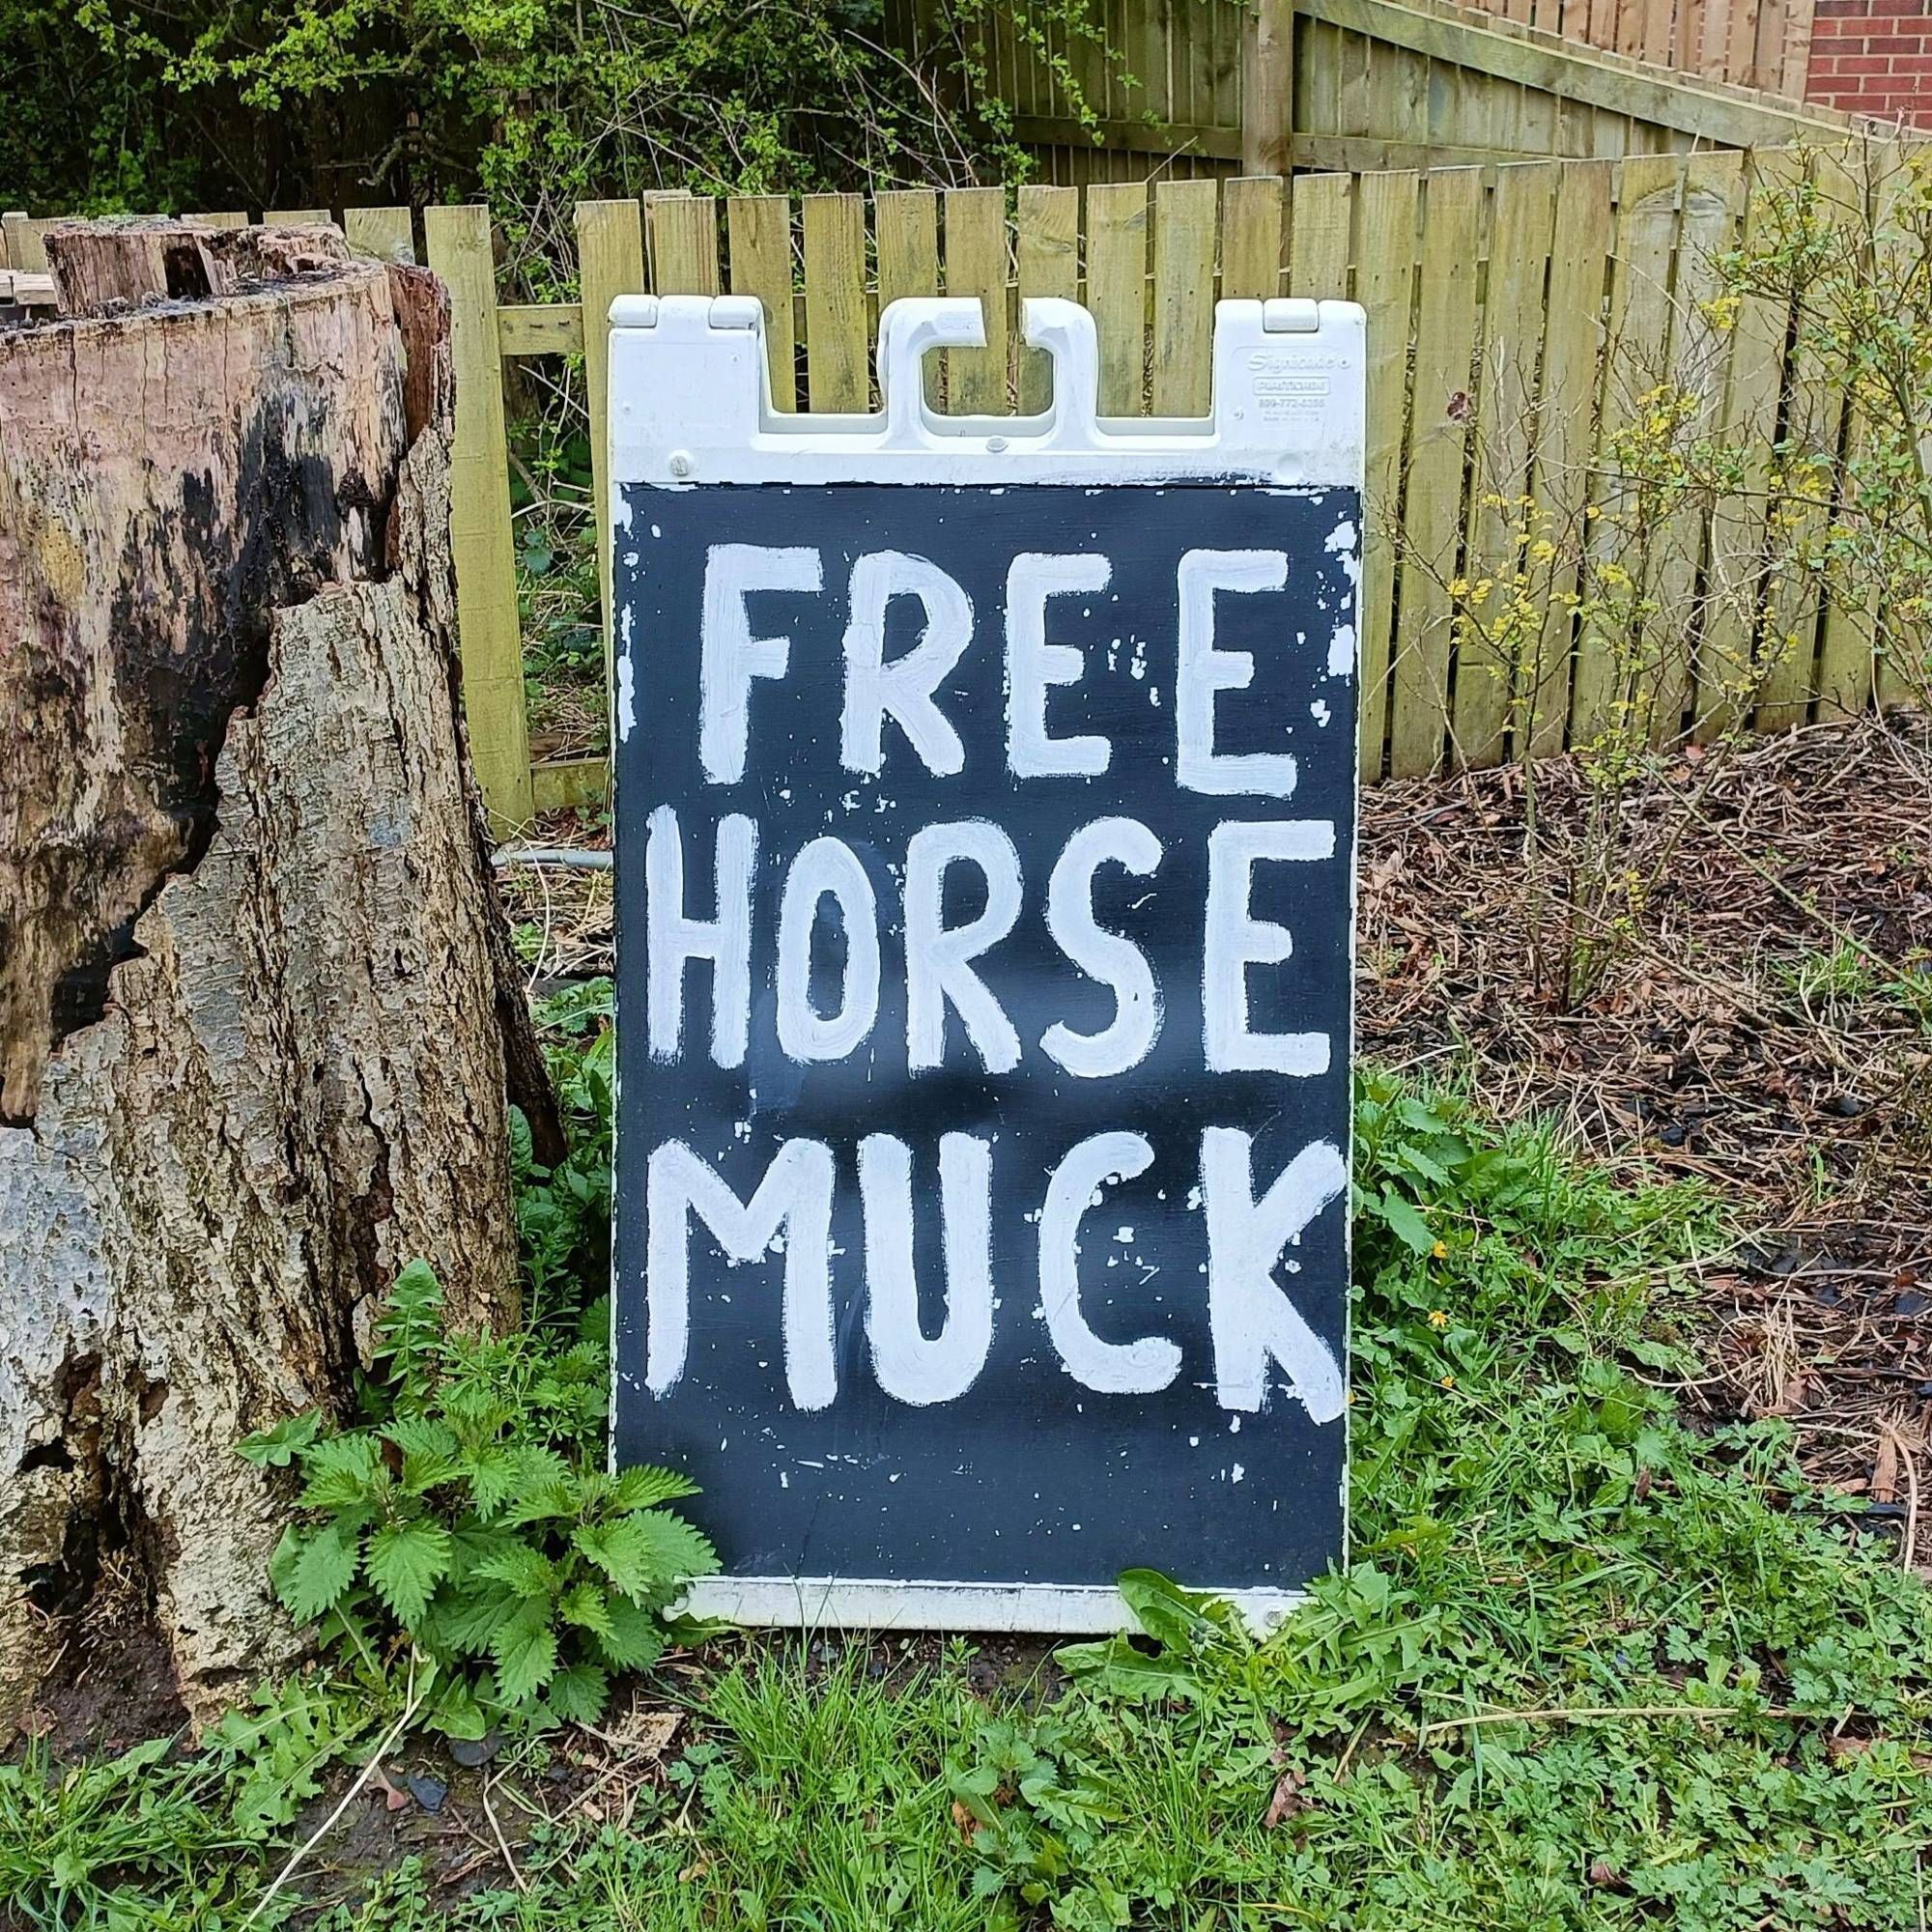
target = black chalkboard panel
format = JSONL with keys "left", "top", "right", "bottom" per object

{"left": 612, "top": 480, "right": 1358, "bottom": 1623}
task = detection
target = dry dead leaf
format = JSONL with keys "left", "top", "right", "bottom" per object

{"left": 1873, "top": 1430, "right": 1900, "bottom": 1505}
{"left": 606, "top": 1707, "right": 682, "bottom": 1759}
{"left": 1264, "top": 1766, "right": 1310, "bottom": 1829}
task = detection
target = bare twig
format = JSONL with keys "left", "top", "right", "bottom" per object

{"left": 1416, "top": 1703, "right": 1739, "bottom": 1745}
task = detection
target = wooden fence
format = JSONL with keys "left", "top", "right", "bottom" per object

{"left": 3, "top": 150, "right": 1909, "bottom": 828}
{"left": 1460, "top": 0, "right": 1817, "bottom": 93}
{"left": 903, "top": 0, "right": 1854, "bottom": 183}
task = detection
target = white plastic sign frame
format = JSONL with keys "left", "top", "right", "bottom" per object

{"left": 609, "top": 294, "right": 1367, "bottom": 1634}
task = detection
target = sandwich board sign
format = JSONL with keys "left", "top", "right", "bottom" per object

{"left": 609, "top": 292, "right": 1365, "bottom": 1631}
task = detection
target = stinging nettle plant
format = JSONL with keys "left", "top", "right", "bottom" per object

{"left": 239, "top": 1259, "right": 717, "bottom": 1737}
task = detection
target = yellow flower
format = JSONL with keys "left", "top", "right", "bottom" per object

{"left": 1428, "top": 1309, "right": 1448, "bottom": 1329}
{"left": 1448, "top": 576, "right": 1472, "bottom": 598}
{"left": 1439, "top": 1375, "right": 1456, "bottom": 1391}
{"left": 1431, "top": 1239, "right": 1448, "bottom": 1260}
{"left": 1528, "top": 539, "right": 1556, "bottom": 564}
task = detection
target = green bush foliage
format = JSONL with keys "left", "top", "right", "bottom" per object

{"left": 1, "top": 0, "right": 1132, "bottom": 270}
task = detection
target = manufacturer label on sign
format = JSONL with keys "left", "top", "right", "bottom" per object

{"left": 610, "top": 294, "right": 1366, "bottom": 1631}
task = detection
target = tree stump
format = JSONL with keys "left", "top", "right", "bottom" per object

{"left": 0, "top": 220, "right": 558, "bottom": 1729}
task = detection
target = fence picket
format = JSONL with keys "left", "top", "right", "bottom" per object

{"left": 1086, "top": 184, "right": 1151, "bottom": 414}
{"left": 1288, "top": 172, "right": 1354, "bottom": 298}
{"left": 1572, "top": 151, "right": 1681, "bottom": 744}
{"left": 651, "top": 196, "right": 723, "bottom": 295}
{"left": 1390, "top": 167, "right": 1482, "bottom": 779}
{"left": 725, "top": 196, "right": 797, "bottom": 411}
{"left": 876, "top": 189, "right": 940, "bottom": 315}
{"left": 1219, "top": 177, "right": 1285, "bottom": 301}
{"left": 1696, "top": 149, "right": 1797, "bottom": 740}
{"left": 1354, "top": 168, "right": 1420, "bottom": 776}
{"left": 1015, "top": 184, "right": 1080, "bottom": 412}
{"left": 1815, "top": 149, "right": 1892, "bottom": 720}
{"left": 342, "top": 206, "right": 415, "bottom": 263}
{"left": 943, "top": 187, "right": 1010, "bottom": 412}
{"left": 1522, "top": 159, "right": 1614, "bottom": 757}
{"left": 876, "top": 188, "right": 940, "bottom": 408}
{"left": 1755, "top": 148, "right": 1856, "bottom": 732}
{"left": 804, "top": 194, "right": 870, "bottom": 412}
{"left": 3, "top": 213, "right": 49, "bottom": 272}
{"left": 423, "top": 204, "right": 533, "bottom": 829}
{"left": 1647, "top": 149, "right": 1743, "bottom": 742}
{"left": 574, "top": 200, "right": 647, "bottom": 721}
{"left": 1869, "top": 151, "right": 1917, "bottom": 715}
{"left": 1456, "top": 160, "right": 1558, "bottom": 767}
{"left": 1151, "top": 180, "right": 1219, "bottom": 415}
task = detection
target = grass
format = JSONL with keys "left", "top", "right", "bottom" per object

{"left": 2, "top": 1004, "right": 1928, "bottom": 1932}
{"left": 1769, "top": 937, "right": 1932, "bottom": 1031}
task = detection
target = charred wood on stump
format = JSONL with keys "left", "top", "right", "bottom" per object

{"left": 0, "top": 219, "right": 560, "bottom": 1731}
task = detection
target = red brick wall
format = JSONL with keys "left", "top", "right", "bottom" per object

{"left": 1807, "top": 0, "right": 1932, "bottom": 124}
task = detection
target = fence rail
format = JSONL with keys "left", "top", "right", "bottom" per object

{"left": 4, "top": 151, "right": 1913, "bottom": 828}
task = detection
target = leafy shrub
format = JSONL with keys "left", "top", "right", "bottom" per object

{"left": 1, "top": 0, "right": 1138, "bottom": 278}
{"left": 240, "top": 1259, "right": 717, "bottom": 1737}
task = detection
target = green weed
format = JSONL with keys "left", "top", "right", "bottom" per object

{"left": 1771, "top": 938, "right": 1932, "bottom": 1030}
{"left": 0, "top": 1740, "right": 264, "bottom": 1932}
{"left": 8, "top": 1019, "right": 1930, "bottom": 1932}
{"left": 240, "top": 1261, "right": 717, "bottom": 1740}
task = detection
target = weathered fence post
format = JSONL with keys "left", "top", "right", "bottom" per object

{"left": 1241, "top": 0, "right": 1296, "bottom": 176}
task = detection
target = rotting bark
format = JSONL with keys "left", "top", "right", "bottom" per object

{"left": 0, "top": 220, "right": 559, "bottom": 1731}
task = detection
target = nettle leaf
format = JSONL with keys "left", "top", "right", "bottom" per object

{"left": 467, "top": 1448, "right": 522, "bottom": 1515}
{"left": 237, "top": 1410, "right": 323, "bottom": 1468}
{"left": 491, "top": 1600, "right": 560, "bottom": 1704}
{"left": 507, "top": 1105, "right": 535, "bottom": 1177}
{"left": 365, "top": 1518, "right": 454, "bottom": 1627}
{"left": 595, "top": 1594, "right": 667, "bottom": 1672}
{"left": 387, "top": 1416, "right": 463, "bottom": 1493}
{"left": 609, "top": 1464, "right": 701, "bottom": 1512}
{"left": 546, "top": 1662, "right": 610, "bottom": 1726}
{"left": 299, "top": 1434, "right": 387, "bottom": 1511}
{"left": 386, "top": 1416, "right": 459, "bottom": 1463}
{"left": 422, "top": 1581, "right": 515, "bottom": 1658}
{"left": 277, "top": 1520, "right": 362, "bottom": 1622}
{"left": 575, "top": 1512, "right": 718, "bottom": 1598}
{"left": 558, "top": 1581, "right": 615, "bottom": 1640}
{"left": 500, "top": 1477, "right": 578, "bottom": 1529}
{"left": 473, "top": 1541, "right": 558, "bottom": 1602}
